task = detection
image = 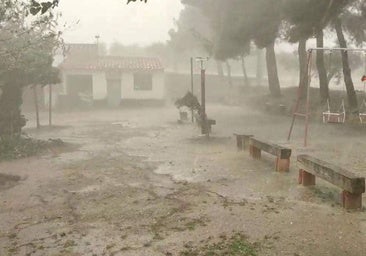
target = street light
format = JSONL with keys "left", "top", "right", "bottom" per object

{"left": 95, "top": 35, "right": 100, "bottom": 57}
{"left": 195, "top": 57, "right": 209, "bottom": 70}
{"left": 195, "top": 57, "right": 209, "bottom": 135}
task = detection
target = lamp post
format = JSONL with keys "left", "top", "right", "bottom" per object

{"left": 95, "top": 35, "right": 100, "bottom": 57}
{"left": 196, "top": 57, "right": 209, "bottom": 135}
{"left": 190, "top": 57, "right": 194, "bottom": 123}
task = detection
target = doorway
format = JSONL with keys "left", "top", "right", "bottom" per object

{"left": 107, "top": 79, "right": 122, "bottom": 107}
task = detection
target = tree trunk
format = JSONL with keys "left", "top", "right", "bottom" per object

{"left": 316, "top": 29, "right": 329, "bottom": 103}
{"left": 256, "top": 48, "right": 264, "bottom": 86}
{"left": 49, "top": 85, "right": 52, "bottom": 127}
{"left": 265, "top": 42, "right": 281, "bottom": 97}
{"left": 298, "top": 38, "right": 308, "bottom": 99}
{"left": 240, "top": 55, "right": 250, "bottom": 87}
{"left": 334, "top": 18, "right": 358, "bottom": 115}
{"left": 33, "top": 85, "right": 40, "bottom": 129}
{"left": 216, "top": 60, "right": 224, "bottom": 77}
{"left": 225, "top": 61, "right": 233, "bottom": 87}
{"left": 0, "top": 82, "right": 26, "bottom": 138}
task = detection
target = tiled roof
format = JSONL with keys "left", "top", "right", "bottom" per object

{"left": 60, "top": 56, "right": 164, "bottom": 72}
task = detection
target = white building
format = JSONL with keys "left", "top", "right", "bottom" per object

{"left": 57, "top": 44, "right": 165, "bottom": 108}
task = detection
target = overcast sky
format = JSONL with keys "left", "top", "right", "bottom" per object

{"left": 58, "top": 0, "right": 183, "bottom": 46}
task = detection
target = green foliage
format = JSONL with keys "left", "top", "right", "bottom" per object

{"left": 28, "top": 0, "right": 148, "bottom": 15}
{"left": 175, "top": 92, "right": 201, "bottom": 112}
{"left": 210, "top": 0, "right": 282, "bottom": 60}
{"left": 127, "top": 0, "right": 147, "bottom": 4}
{"left": 283, "top": 0, "right": 350, "bottom": 43}
{"left": 179, "top": 233, "right": 258, "bottom": 256}
{"left": 0, "top": 136, "right": 64, "bottom": 161}
{"left": 341, "top": 0, "right": 366, "bottom": 45}
{"left": 30, "top": 0, "right": 55, "bottom": 15}
{"left": 168, "top": 4, "right": 214, "bottom": 56}
{"left": 0, "top": 0, "right": 61, "bottom": 137}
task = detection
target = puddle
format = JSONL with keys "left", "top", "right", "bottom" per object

{"left": 0, "top": 173, "right": 21, "bottom": 190}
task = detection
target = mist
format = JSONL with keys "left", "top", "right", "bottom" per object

{"left": 1, "top": 1, "right": 366, "bottom": 255}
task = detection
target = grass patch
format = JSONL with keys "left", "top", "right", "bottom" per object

{"left": 180, "top": 233, "right": 258, "bottom": 256}
{"left": 0, "top": 136, "right": 65, "bottom": 161}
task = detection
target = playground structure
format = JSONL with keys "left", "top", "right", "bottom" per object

{"left": 359, "top": 75, "right": 366, "bottom": 123}
{"left": 288, "top": 47, "right": 366, "bottom": 147}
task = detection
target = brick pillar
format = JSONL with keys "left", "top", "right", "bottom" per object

{"left": 249, "top": 145, "right": 261, "bottom": 159}
{"left": 276, "top": 158, "right": 290, "bottom": 172}
{"left": 242, "top": 138, "right": 250, "bottom": 150}
{"left": 341, "top": 190, "right": 362, "bottom": 210}
{"left": 236, "top": 136, "right": 243, "bottom": 151}
{"left": 298, "top": 169, "right": 315, "bottom": 186}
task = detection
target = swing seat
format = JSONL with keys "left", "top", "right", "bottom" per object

{"left": 322, "top": 99, "right": 346, "bottom": 124}
{"left": 359, "top": 99, "right": 366, "bottom": 124}
{"left": 359, "top": 113, "right": 366, "bottom": 124}
{"left": 322, "top": 111, "right": 346, "bottom": 123}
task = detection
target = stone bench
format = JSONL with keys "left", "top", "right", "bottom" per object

{"left": 233, "top": 134, "right": 254, "bottom": 151}
{"left": 249, "top": 138, "right": 291, "bottom": 172}
{"left": 297, "top": 155, "right": 365, "bottom": 209}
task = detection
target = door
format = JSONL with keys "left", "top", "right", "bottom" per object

{"left": 66, "top": 74, "right": 93, "bottom": 107}
{"left": 107, "top": 79, "right": 122, "bottom": 107}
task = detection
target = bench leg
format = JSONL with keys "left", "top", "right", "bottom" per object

{"left": 298, "top": 170, "right": 315, "bottom": 186}
{"left": 341, "top": 191, "right": 362, "bottom": 210}
{"left": 276, "top": 158, "right": 290, "bottom": 172}
{"left": 249, "top": 145, "right": 261, "bottom": 159}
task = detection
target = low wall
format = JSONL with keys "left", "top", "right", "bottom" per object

{"left": 165, "top": 72, "right": 251, "bottom": 103}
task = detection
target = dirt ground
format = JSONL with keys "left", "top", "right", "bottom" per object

{"left": 1, "top": 102, "right": 366, "bottom": 256}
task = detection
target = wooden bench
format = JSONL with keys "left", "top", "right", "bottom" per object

{"left": 297, "top": 155, "right": 365, "bottom": 210}
{"left": 233, "top": 134, "right": 253, "bottom": 151}
{"left": 249, "top": 138, "right": 291, "bottom": 172}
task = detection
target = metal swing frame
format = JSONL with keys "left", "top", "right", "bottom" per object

{"left": 359, "top": 55, "right": 366, "bottom": 124}
{"left": 359, "top": 99, "right": 366, "bottom": 123}
{"left": 322, "top": 50, "right": 346, "bottom": 124}
{"left": 288, "top": 47, "right": 366, "bottom": 147}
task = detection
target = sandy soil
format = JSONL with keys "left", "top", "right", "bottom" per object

{"left": 1, "top": 103, "right": 366, "bottom": 256}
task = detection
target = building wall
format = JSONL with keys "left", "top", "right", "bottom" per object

{"left": 61, "top": 70, "right": 107, "bottom": 100}
{"left": 60, "top": 70, "right": 165, "bottom": 104}
{"left": 121, "top": 71, "right": 165, "bottom": 100}
{"left": 92, "top": 72, "right": 107, "bottom": 100}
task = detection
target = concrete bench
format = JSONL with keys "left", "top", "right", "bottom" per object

{"left": 249, "top": 138, "right": 291, "bottom": 172}
{"left": 179, "top": 111, "right": 188, "bottom": 122}
{"left": 233, "top": 134, "right": 254, "bottom": 151}
{"left": 194, "top": 113, "right": 216, "bottom": 134}
{"left": 297, "top": 155, "right": 365, "bottom": 209}
{"left": 265, "top": 102, "right": 287, "bottom": 114}
{"left": 205, "top": 119, "right": 216, "bottom": 133}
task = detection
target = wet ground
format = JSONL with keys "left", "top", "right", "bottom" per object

{"left": 1, "top": 104, "right": 366, "bottom": 255}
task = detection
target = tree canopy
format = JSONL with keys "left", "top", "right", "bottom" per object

{"left": 0, "top": 0, "right": 62, "bottom": 137}
{"left": 29, "top": 0, "right": 148, "bottom": 15}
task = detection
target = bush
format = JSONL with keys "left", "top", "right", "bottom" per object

{"left": 0, "top": 136, "right": 65, "bottom": 161}
{"left": 175, "top": 92, "right": 201, "bottom": 113}
{"left": 179, "top": 233, "right": 258, "bottom": 256}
